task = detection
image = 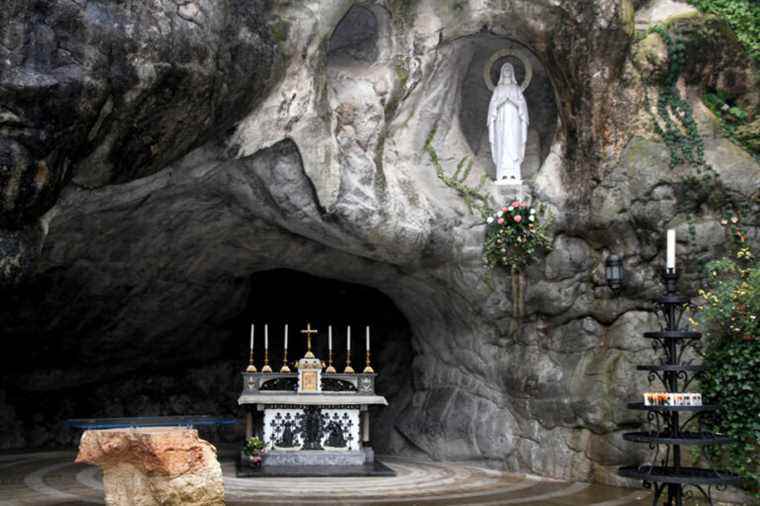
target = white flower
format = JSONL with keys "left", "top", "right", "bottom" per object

{"left": 530, "top": 208, "right": 536, "bottom": 214}
{"left": 487, "top": 217, "right": 494, "bottom": 224}
{"left": 507, "top": 207, "right": 513, "bottom": 212}
{"left": 497, "top": 211, "right": 503, "bottom": 217}
{"left": 529, "top": 215, "right": 535, "bottom": 222}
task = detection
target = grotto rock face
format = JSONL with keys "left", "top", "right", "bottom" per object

{"left": 1, "top": 0, "right": 759, "bottom": 486}
{"left": 0, "top": 0, "right": 278, "bottom": 281}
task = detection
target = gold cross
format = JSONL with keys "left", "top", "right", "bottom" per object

{"left": 300, "top": 323, "right": 318, "bottom": 358}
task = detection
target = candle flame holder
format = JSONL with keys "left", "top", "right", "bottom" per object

{"left": 280, "top": 348, "right": 291, "bottom": 373}
{"left": 325, "top": 349, "right": 336, "bottom": 373}
{"left": 261, "top": 349, "right": 272, "bottom": 373}
{"left": 363, "top": 350, "right": 374, "bottom": 374}
{"left": 246, "top": 349, "right": 257, "bottom": 372}
{"left": 344, "top": 350, "right": 355, "bottom": 374}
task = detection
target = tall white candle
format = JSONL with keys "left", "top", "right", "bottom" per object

{"left": 666, "top": 229, "right": 676, "bottom": 271}
{"left": 347, "top": 325, "right": 351, "bottom": 351}
{"left": 328, "top": 325, "right": 332, "bottom": 349}
{"left": 284, "top": 324, "right": 288, "bottom": 349}
{"left": 366, "top": 325, "right": 370, "bottom": 351}
{"left": 264, "top": 324, "right": 269, "bottom": 349}
{"left": 250, "top": 324, "right": 254, "bottom": 351}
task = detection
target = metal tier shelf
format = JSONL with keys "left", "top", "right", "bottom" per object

{"left": 655, "top": 294, "right": 691, "bottom": 305}
{"left": 642, "top": 330, "right": 702, "bottom": 339}
{"left": 618, "top": 270, "right": 739, "bottom": 506}
{"left": 623, "top": 431, "right": 732, "bottom": 446}
{"left": 618, "top": 465, "right": 742, "bottom": 486}
{"left": 627, "top": 402, "right": 717, "bottom": 412}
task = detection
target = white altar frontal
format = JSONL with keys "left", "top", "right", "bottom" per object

{"left": 237, "top": 323, "right": 391, "bottom": 476}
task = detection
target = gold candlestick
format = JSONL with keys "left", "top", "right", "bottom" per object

{"left": 280, "top": 348, "right": 291, "bottom": 373}
{"left": 363, "top": 350, "right": 374, "bottom": 374}
{"left": 246, "top": 348, "right": 257, "bottom": 372}
{"left": 261, "top": 348, "right": 272, "bottom": 373}
{"left": 344, "top": 350, "right": 355, "bottom": 374}
{"left": 326, "top": 349, "right": 336, "bottom": 373}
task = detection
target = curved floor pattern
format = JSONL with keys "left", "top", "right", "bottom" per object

{"left": 0, "top": 452, "right": 650, "bottom": 505}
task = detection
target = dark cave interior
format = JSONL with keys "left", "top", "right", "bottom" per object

{"left": 0, "top": 269, "right": 415, "bottom": 450}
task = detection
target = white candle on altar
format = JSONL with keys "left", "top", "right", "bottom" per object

{"left": 347, "top": 325, "right": 351, "bottom": 351}
{"left": 284, "top": 324, "right": 288, "bottom": 349}
{"left": 328, "top": 325, "right": 333, "bottom": 349}
{"left": 249, "top": 324, "right": 254, "bottom": 351}
{"left": 366, "top": 325, "right": 370, "bottom": 351}
{"left": 264, "top": 324, "right": 269, "bottom": 349}
{"left": 666, "top": 229, "right": 676, "bottom": 271}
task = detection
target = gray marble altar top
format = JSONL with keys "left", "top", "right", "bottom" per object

{"left": 237, "top": 393, "right": 387, "bottom": 406}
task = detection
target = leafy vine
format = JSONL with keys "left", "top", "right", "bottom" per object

{"left": 646, "top": 25, "right": 754, "bottom": 259}
{"left": 423, "top": 127, "right": 496, "bottom": 220}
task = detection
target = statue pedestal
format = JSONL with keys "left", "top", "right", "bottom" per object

{"left": 493, "top": 179, "right": 523, "bottom": 187}
{"left": 492, "top": 182, "right": 531, "bottom": 202}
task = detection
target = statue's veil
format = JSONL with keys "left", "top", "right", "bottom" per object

{"left": 498, "top": 63, "right": 517, "bottom": 86}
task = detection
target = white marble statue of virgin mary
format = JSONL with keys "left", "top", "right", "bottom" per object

{"left": 488, "top": 63, "right": 529, "bottom": 184}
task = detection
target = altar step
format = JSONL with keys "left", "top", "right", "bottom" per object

{"left": 263, "top": 449, "right": 367, "bottom": 466}
{"left": 236, "top": 459, "right": 395, "bottom": 478}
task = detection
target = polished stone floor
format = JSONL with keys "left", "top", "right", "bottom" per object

{"left": 0, "top": 451, "right": 654, "bottom": 505}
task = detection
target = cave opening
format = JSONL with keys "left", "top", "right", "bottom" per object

{"left": 237, "top": 269, "right": 416, "bottom": 452}
{"left": 0, "top": 268, "right": 416, "bottom": 452}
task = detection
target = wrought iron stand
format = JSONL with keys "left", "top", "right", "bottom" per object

{"left": 618, "top": 270, "right": 741, "bottom": 505}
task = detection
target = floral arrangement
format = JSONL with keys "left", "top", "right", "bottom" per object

{"left": 484, "top": 200, "right": 552, "bottom": 273}
{"left": 243, "top": 436, "right": 266, "bottom": 466}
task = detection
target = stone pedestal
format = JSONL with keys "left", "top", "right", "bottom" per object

{"left": 75, "top": 427, "right": 224, "bottom": 506}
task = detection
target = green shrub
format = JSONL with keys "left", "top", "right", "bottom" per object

{"left": 688, "top": 0, "right": 760, "bottom": 61}
{"left": 695, "top": 240, "right": 760, "bottom": 495}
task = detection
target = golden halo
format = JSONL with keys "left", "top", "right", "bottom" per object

{"left": 484, "top": 48, "right": 533, "bottom": 92}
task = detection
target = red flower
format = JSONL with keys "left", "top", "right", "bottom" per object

{"left": 502, "top": 207, "right": 508, "bottom": 212}
{"left": 514, "top": 215, "right": 522, "bottom": 223}
{"left": 497, "top": 218, "right": 505, "bottom": 225}
{"left": 512, "top": 200, "right": 521, "bottom": 208}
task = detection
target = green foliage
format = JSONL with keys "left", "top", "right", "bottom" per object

{"left": 649, "top": 26, "right": 707, "bottom": 169}
{"left": 688, "top": 0, "right": 760, "bottom": 61}
{"left": 243, "top": 436, "right": 266, "bottom": 456}
{"left": 647, "top": 25, "right": 753, "bottom": 268}
{"left": 695, "top": 243, "right": 760, "bottom": 495}
{"left": 270, "top": 19, "right": 290, "bottom": 44}
{"left": 483, "top": 202, "right": 552, "bottom": 273}
{"left": 424, "top": 127, "right": 496, "bottom": 220}
{"left": 703, "top": 89, "right": 760, "bottom": 160}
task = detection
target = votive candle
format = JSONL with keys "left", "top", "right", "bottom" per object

{"left": 666, "top": 229, "right": 676, "bottom": 271}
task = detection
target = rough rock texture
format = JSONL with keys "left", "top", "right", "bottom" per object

{"left": 1, "top": 0, "right": 759, "bottom": 488}
{"left": 75, "top": 428, "right": 224, "bottom": 506}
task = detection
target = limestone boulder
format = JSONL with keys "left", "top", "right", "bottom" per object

{"left": 75, "top": 428, "right": 224, "bottom": 506}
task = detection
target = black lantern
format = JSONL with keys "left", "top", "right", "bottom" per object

{"left": 605, "top": 255, "right": 624, "bottom": 293}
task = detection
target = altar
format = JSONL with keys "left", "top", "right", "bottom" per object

{"left": 237, "top": 323, "right": 392, "bottom": 476}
